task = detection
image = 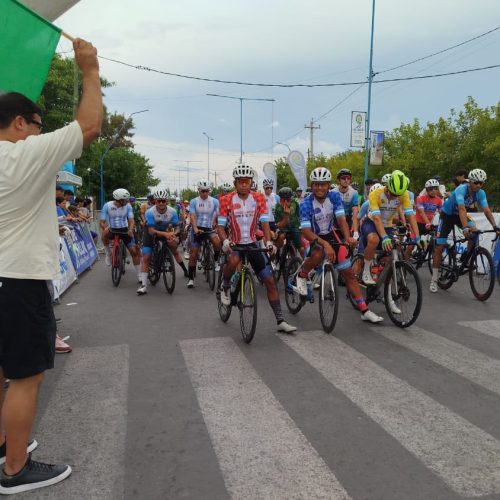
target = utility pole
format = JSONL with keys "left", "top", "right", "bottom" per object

{"left": 304, "top": 119, "right": 320, "bottom": 161}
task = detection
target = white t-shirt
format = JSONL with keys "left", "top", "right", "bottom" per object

{"left": 0, "top": 121, "right": 83, "bottom": 280}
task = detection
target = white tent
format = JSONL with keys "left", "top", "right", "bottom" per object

{"left": 19, "top": 0, "right": 80, "bottom": 22}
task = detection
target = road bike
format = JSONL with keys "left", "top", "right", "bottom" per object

{"left": 436, "top": 228, "right": 497, "bottom": 301}
{"left": 284, "top": 246, "right": 341, "bottom": 333}
{"left": 216, "top": 246, "right": 269, "bottom": 344}
{"left": 148, "top": 236, "right": 176, "bottom": 294}
{"left": 409, "top": 228, "right": 435, "bottom": 274}
{"left": 110, "top": 229, "right": 128, "bottom": 287}
{"left": 349, "top": 233, "right": 422, "bottom": 328}
{"left": 196, "top": 232, "right": 216, "bottom": 291}
{"left": 272, "top": 230, "right": 301, "bottom": 284}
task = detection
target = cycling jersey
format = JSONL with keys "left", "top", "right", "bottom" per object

{"left": 441, "top": 183, "right": 488, "bottom": 216}
{"left": 264, "top": 192, "right": 280, "bottom": 223}
{"left": 299, "top": 192, "right": 345, "bottom": 235}
{"left": 218, "top": 191, "right": 268, "bottom": 244}
{"left": 189, "top": 196, "right": 219, "bottom": 228}
{"left": 415, "top": 194, "right": 443, "bottom": 224}
{"left": 357, "top": 200, "right": 369, "bottom": 221}
{"left": 368, "top": 186, "right": 414, "bottom": 226}
{"left": 145, "top": 205, "right": 179, "bottom": 231}
{"left": 101, "top": 201, "right": 133, "bottom": 229}
{"left": 333, "top": 186, "right": 359, "bottom": 218}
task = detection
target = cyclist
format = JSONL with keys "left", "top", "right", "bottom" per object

{"left": 100, "top": 188, "right": 141, "bottom": 281}
{"left": 262, "top": 178, "right": 280, "bottom": 235}
{"left": 298, "top": 167, "right": 383, "bottom": 323}
{"left": 274, "top": 186, "right": 304, "bottom": 258}
{"left": 187, "top": 179, "right": 221, "bottom": 288}
{"left": 430, "top": 168, "right": 500, "bottom": 293}
{"left": 217, "top": 164, "right": 296, "bottom": 333}
{"left": 295, "top": 187, "right": 304, "bottom": 203}
{"left": 140, "top": 193, "right": 155, "bottom": 226}
{"left": 360, "top": 170, "right": 422, "bottom": 287}
{"left": 129, "top": 195, "right": 143, "bottom": 240}
{"left": 333, "top": 168, "right": 359, "bottom": 237}
{"left": 357, "top": 183, "right": 382, "bottom": 256}
{"left": 137, "top": 188, "right": 187, "bottom": 295}
{"left": 381, "top": 173, "right": 391, "bottom": 187}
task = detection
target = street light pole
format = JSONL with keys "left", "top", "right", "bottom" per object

{"left": 206, "top": 94, "right": 275, "bottom": 164}
{"left": 203, "top": 132, "right": 214, "bottom": 182}
{"left": 275, "top": 141, "right": 291, "bottom": 153}
{"left": 99, "top": 109, "right": 148, "bottom": 208}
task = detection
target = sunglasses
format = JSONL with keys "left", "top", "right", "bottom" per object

{"left": 473, "top": 181, "right": 484, "bottom": 186}
{"left": 200, "top": 189, "right": 209, "bottom": 193}
{"left": 156, "top": 199, "right": 167, "bottom": 203}
{"left": 26, "top": 117, "right": 43, "bottom": 131}
{"left": 339, "top": 176, "right": 351, "bottom": 180}
{"left": 264, "top": 186, "right": 273, "bottom": 189}
{"left": 427, "top": 187, "right": 438, "bottom": 190}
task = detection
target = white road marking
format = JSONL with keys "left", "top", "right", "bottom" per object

{"left": 458, "top": 320, "right": 500, "bottom": 340}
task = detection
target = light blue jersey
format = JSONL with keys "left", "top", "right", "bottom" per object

{"left": 442, "top": 183, "right": 488, "bottom": 215}
{"left": 189, "top": 196, "right": 219, "bottom": 228}
{"left": 358, "top": 200, "right": 369, "bottom": 221}
{"left": 101, "top": 201, "right": 133, "bottom": 229}
{"left": 145, "top": 206, "right": 179, "bottom": 231}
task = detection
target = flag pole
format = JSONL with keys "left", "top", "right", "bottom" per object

{"left": 62, "top": 31, "right": 75, "bottom": 42}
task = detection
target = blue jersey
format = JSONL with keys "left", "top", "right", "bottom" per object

{"left": 442, "top": 183, "right": 488, "bottom": 216}
{"left": 333, "top": 186, "right": 359, "bottom": 218}
{"left": 101, "top": 201, "right": 133, "bottom": 229}
{"left": 189, "top": 196, "right": 219, "bottom": 228}
{"left": 358, "top": 200, "right": 369, "bottom": 221}
{"left": 145, "top": 206, "right": 178, "bottom": 231}
{"left": 299, "top": 192, "right": 346, "bottom": 235}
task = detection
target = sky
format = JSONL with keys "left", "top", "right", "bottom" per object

{"left": 54, "top": 0, "right": 500, "bottom": 191}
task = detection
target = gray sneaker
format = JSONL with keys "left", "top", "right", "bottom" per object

{"left": 0, "top": 440, "right": 38, "bottom": 465}
{"left": 0, "top": 454, "right": 72, "bottom": 495}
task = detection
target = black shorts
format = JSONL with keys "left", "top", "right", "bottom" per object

{"left": 231, "top": 243, "right": 270, "bottom": 277}
{"left": 417, "top": 222, "right": 433, "bottom": 236}
{"left": 0, "top": 278, "right": 56, "bottom": 379}
{"left": 109, "top": 228, "right": 135, "bottom": 248}
{"left": 435, "top": 213, "right": 473, "bottom": 244}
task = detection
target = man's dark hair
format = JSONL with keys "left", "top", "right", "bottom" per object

{"left": 455, "top": 169, "right": 468, "bottom": 178}
{"left": 0, "top": 92, "right": 42, "bottom": 129}
{"left": 64, "top": 190, "right": 73, "bottom": 197}
{"left": 56, "top": 196, "right": 65, "bottom": 204}
{"left": 74, "top": 197, "right": 84, "bottom": 204}
{"left": 56, "top": 185, "right": 64, "bottom": 192}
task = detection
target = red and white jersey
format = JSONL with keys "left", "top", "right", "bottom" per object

{"left": 218, "top": 191, "right": 269, "bottom": 244}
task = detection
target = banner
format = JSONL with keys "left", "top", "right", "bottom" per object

{"left": 262, "top": 162, "right": 277, "bottom": 189}
{"left": 53, "top": 236, "right": 77, "bottom": 300}
{"left": 63, "top": 222, "right": 98, "bottom": 275}
{"left": 0, "top": 0, "right": 62, "bottom": 101}
{"left": 287, "top": 151, "right": 308, "bottom": 190}
{"left": 351, "top": 111, "right": 366, "bottom": 148}
{"left": 370, "top": 131, "right": 385, "bottom": 166}
{"left": 19, "top": 0, "right": 81, "bottom": 22}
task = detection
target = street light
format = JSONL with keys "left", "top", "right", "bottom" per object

{"left": 203, "top": 132, "right": 214, "bottom": 183}
{"left": 99, "top": 109, "right": 149, "bottom": 208}
{"left": 206, "top": 94, "right": 275, "bottom": 164}
{"left": 87, "top": 167, "right": 91, "bottom": 196}
{"left": 275, "top": 141, "right": 291, "bottom": 153}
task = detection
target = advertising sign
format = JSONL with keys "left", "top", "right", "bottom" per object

{"left": 262, "top": 162, "right": 277, "bottom": 189}
{"left": 369, "top": 131, "right": 385, "bottom": 166}
{"left": 53, "top": 236, "right": 77, "bottom": 300}
{"left": 287, "top": 151, "right": 307, "bottom": 190}
{"left": 63, "top": 222, "right": 98, "bottom": 275}
{"left": 351, "top": 111, "right": 366, "bottom": 148}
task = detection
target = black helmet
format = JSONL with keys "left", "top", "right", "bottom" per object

{"left": 364, "top": 178, "right": 373, "bottom": 186}
{"left": 337, "top": 168, "right": 352, "bottom": 179}
{"left": 278, "top": 187, "right": 293, "bottom": 199}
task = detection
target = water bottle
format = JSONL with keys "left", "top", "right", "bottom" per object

{"left": 230, "top": 271, "right": 240, "bottom": 294}
{"left": 371, "top": 265, "right": 382, "bottom": 282}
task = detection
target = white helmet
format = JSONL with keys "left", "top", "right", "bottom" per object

{"left": 381, "top": 173, "right": 391, "bottom": 184}
{"left": 221, "top": 182, "right": 232, "bottom": 191}
{"left": 262, "top": 178, "right": 274, "bottom": 188}
{"left": 468, "top": 168, "right": 487, "bottom": 182}
{"left": 154, "top": 188, "right": 169, "bottom": 199}
{"left": 233, "top": 164, "right": 254, "bottom": 179}
{"left": 113, "top": 188, "right": 130, "bottom": 200}
{"left": 369, "top": 183, "right": 382, "bottom": 193}
{"left": 310, "top": 167, "right": 332, "bottom": 183}
{"left": 197, "top": 179, "right": 210, "bottom": 190}
{"left": 425, "top": 178, "right": 440, "bottom": 189}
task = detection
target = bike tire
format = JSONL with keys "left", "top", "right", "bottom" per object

{"left": 426, "top": 239, "right": 435, "bottom": 275}
{"left": 111, "top": 242, "right": 122, "bottom": 287}
{"left": 281, "top": 244, "right": 298, "bottom": 286}
{"left": 239, "top": 270, "right": 257, "bottom": 344}
{"left": 384, "top": 261, "right": 422, "bottom": 328}
{"left": 120, "top": 240, "right": 127, "bottom": 275}
{"left": 207, "top": 246, "right": 216, "bottom": 291}
{"left": 347, "top": 254, "right": 366, "bottom": 310}
{"left": 162, "top": 248, "right": 176, "bottom": 294}
{"left": 437, "top": 247, "right": 456, "bottom": 290}
{"left": 284, "top": 256, "right": 305, "bottom": 314}
{"left": 469, "top": 246, "right": 495, "bottom": 301}
{"left": 319, "top": 263, "right": 339, "bottom": 334}
{"left": 216, "top": 269, "right": 232, "bottom": 322}
{"left": 148, "top": 242, "right": 161, "bottom": 285}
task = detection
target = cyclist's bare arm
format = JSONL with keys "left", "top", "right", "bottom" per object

{"left": 372, "top": 214, "right": 387, "bottom": 238}
{"left": 418, "top": 206, "right": 431, "bottom": 225}
{"left": 351, "top": 206, "right": 359, "bottom": 232}
{"left": 458, "top": 204, "right": 474, "bottom": 230}
{"left": 482, "top": 206, "right": 499, "bottom": 230}
{"left": 407, "top": 214, "right": 420, "bottom": 238}
{"left": 191, "top": 213, "right": 199, "bottom": 233}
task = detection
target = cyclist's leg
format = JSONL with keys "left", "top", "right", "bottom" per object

{"left": 360, "top": 220, "right": 380, "bottom": 283}
{"left": 431, "top": 213, "right": 457, "bottom": 291}
{"left": 167, "top": 238, "right": 188, "bottom": 277}
{"left": 210, "top": 232, "right": 221, "bottom": 265}
{"left": 123, "top": 234, "right": 141, "bottom": 280}
{"left": 187, "top": 229, "right": 200, "bottom": 284}
{"left": 101, "top": 228, "right": 111, "bottom": 263}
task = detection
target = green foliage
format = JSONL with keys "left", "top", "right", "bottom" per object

{"left": 275, "top": 157, "right": 298, "bottom": 190}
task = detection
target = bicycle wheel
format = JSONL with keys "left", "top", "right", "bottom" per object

{"left": 111, "top": 242, "right": 122, "bottom": 287}
{"left": 281, "top": 244, "right": 298, "bottom": 286}
{"left": 239, "top": 270, "right": 257, "bottom": 344}
{"left": 426, "top": 239, "right": 435, "bottom": 275}
{"left": 162, "top": 248, "right": 176, "bottom": 294}
{"left": 148, "top": 243, "right": 161, "bottom": 285}
{"left": 272, "top": 247, "right": 282, "bottom": 283}
{"left": 206, "top": 246, "right": 216, "bottom": 291}
{"left": 319, "top": 263, "right": 339, "bottom": 334}
{"left": 347, "top": 254, "right": 365, "bottom": 310}
{"left": 216, "top": 268, "right": 232, "bottom": 322}
{"left": 469, "top": 246, "right": 495, "bottom": 301}
{"left": 384, "top": 261, "right": 422, "bottom": 328}
{"left": 437, "top": 247, "right": 456, "bottom": 290}
{"left": 120, "top": 241, "right": 127, "bottom": 275}
{"left": 284, "top": 256, "right": 305, "bottom": 314}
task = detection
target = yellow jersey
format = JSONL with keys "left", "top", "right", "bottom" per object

{"left": 368, "top": 186, "right": 414, "bottom": 226}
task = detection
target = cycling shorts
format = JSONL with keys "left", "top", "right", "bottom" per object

{"left": 189, "top": 227, "right": 214, "bottom": 248}
{"left": 230, "top": 243, "right": 272, "bottom": 280}
{"left": 435, "top": 213, "right": 474, "bottom": 245}
{"left": 142, "top": 230, "right": 177, "bottom": 255}
{"left": 310, "top": 230, "right": 351, "bottom": 271}
{"left": 360, "top": 219, "right": 394, "bottom": 250}
{"left": 109, "top": 228, "right": 136, "bottom": 248}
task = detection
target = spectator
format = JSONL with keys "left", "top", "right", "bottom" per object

{"left": 56, "top": 185, "right": 64, "bottom": 198}
{"left": 455, "top": 169, "right": 469, "bottom": 185}
{"left": 63, "top": 189, "right": 74, "bottom": 208}
{"left": 0, "top": 38, "right": 102, "bottom": 494}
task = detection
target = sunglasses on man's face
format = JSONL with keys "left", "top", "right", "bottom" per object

{"left": 339, "top": 176, "right": 351, "bottom": 180}
{"left": 473, "top": 181, "right": 484, "bottom": 186}
{"left": 156, "top": 199, "right": 167, "bottom": 203}
{"left": 25, "top": 117, "right": 43, "bottom": 131}
{"left": 200, "top": 189, "right": 209, "bottom": 193}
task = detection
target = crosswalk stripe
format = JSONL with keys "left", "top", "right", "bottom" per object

{"left": 34, "top": 345, "right": 129, "bottom": 499}
{"left": 280, "top": 331, "right": 500, "bottom": 497}
{"left": 458, "top": 320, "right": 500, "bottom": 339}
{"left": 376, "top": 325, "right": 500, "bottom": 396}
{"left": 180, "top": 337, "right": 351, "bottom": 500}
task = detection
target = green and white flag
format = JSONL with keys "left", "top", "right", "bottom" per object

{"left": 0, "top": 0, "right": 62, "bottom": 101}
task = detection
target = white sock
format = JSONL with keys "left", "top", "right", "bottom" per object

{"left": 104, "top": 246, "right": 111, "bottom": 256}
{"left": 135, "top": 264, "right": 141, "bottom": 276}
{"left": 141, "top": 272, "right": 148, "bottom": 286}
{"left": 432, "top": 268, "right": 439, "bottom": 281}
{"left": 363, "top": 259, "right": 373, "bottom": 274}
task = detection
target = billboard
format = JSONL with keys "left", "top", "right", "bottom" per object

{"left": 350, "top": 111, "right": 366, "bottom": 148}
{"left": 370, "top": 131, "right": 384, "bottom": 166}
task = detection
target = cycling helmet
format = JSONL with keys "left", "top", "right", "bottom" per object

{"left": 372, "top": 178, "right": 380, "bottom": 184}
{"left": 381, "top": 173, "right": 391, "bottom": 184}
{"left": 154, "top": 188, "right": 169, "bottom": 200}
{"left": 262, "top": 178, "right": 274, "bottom": 188}
{"left": 278, "top": 187, "right": 293, "bottom": 199}
{"left": 387, "top": 170, "right": 408, "bottom": 196}
{"left": 310, "top": 167, "right": 332, "bottom": 183}
{"left": 468, "top": 168, "right": 487, "bottom": 182}
{"left": 113, "top": 188, "right": 130, "bottom": 201}
{"left": 221, "top": 181, "right": 232, "bottom": 191}
{"left": 197, "top": 179, "right": 210, "bottom": 190}
{"left": 336, "top": 168, "right": 352, "bottom": 179}
{"left": 369, "top": 183, "right": 382, "bottom": 193}
{"left": 129, "top": 196, "right": 136, "bottom": 202}
{"left": 425, "top": 178, "right": 440, "bottom": 189}
{"left": 233, "top": 164, "right": 254, "bottom": 179}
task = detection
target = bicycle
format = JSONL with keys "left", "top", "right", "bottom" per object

{"left": 349, "top": 233, "right": 423, "bottom": 328}
{"left": 272, "top": 230, "right": 301, "bottom": 284}
{"left": 409, "top": 228, "right": 435, "bottom": 274}
{"left": 215, "top": 246, "right": 269, "bottom": 344}
{"left": 197, "top": 232, "right": 216, "bottom": 291}
{"left": 284, "top": 245, "right": 342, "bottom": 333}
{"left": 109, "top": 229, "right": 129, "bottom": 287}
{"left": 148, "top": 236, "right": 176, "bottom": 294}
{"left": 436, "top": 228, "right": 497, "bottom": 301}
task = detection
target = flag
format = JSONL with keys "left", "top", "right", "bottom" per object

{"left": 0, "top": 0, "right": 61, "bottom": 101}
{"left": 287, "top": 151, "right": 308, "bottom": 190}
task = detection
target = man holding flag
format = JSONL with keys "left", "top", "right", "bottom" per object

{"left": 0, "top": 31, "right": 102, "bottom": 494}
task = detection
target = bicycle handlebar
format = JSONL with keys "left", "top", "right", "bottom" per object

{"left": 230, "top": 245, "right": 269, "bottom": 253}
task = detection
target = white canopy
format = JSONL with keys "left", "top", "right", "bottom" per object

{"left": 19, "top": 0, "right": 80, "bottom": 22}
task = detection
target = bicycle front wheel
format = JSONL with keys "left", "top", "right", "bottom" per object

{"left": 284, "top": 256, "right": 305, "bottom": 314}
{"left": 438, "top": 247, "right": 456, "bottom": 290}
{"left": 207, "top": 246, "right": 216, "bottom": 291}
{"left": 319, "top": 263, "right": 339, "bottom": 334}
{"left": 111, "top": 242, "right": 122, "bottom": 287}
{"left": 162, "top": 249, "right": 176, "bottom": 294}
{"left": 239, "top": 270, "right": 257, "bottom": 344}
{"left": 469, "top": 246, "right": 495, "bottom": 301}
{"left": 384, "top": 261, "right": 422, "bottom": 328}
{"left": 216, "top": 268, "right": 232, "bottom": 322}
